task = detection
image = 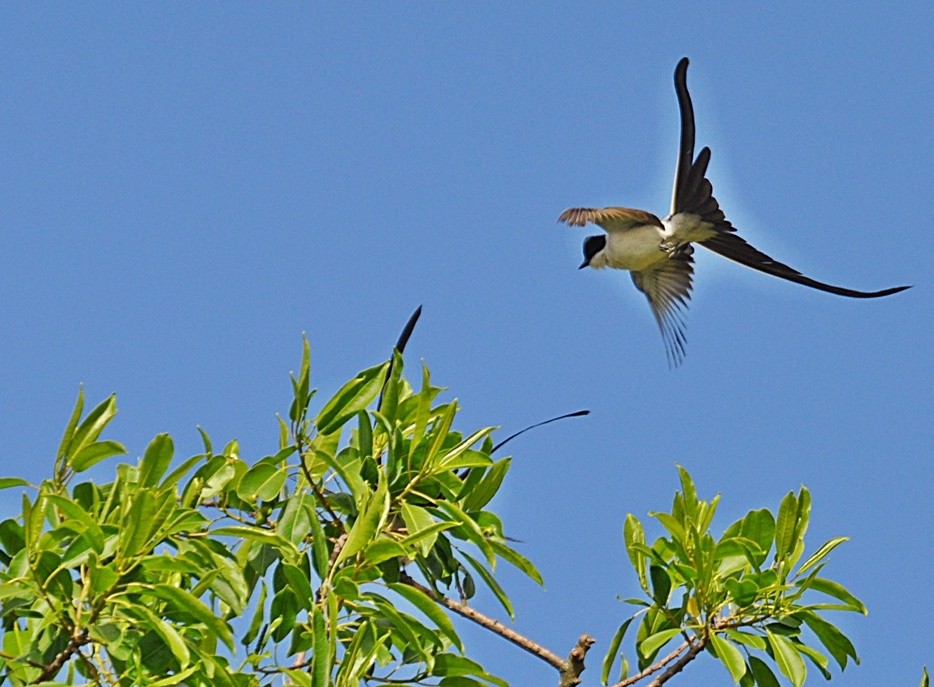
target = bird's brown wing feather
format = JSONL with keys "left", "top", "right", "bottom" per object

{"left": 559, "top": 207, "right": 662, "bottom": 232}
{"left": 631, "top": 246, "right": 695, "bottom": 367}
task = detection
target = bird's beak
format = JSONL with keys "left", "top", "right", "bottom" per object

{"left": 578, "top": 259, "right": 589, "bottom": 270}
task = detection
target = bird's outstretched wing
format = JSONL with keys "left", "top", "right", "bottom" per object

{"left": 670, "top": 58, "right": 910, "bottom": 298}
{"left": 631, "top": 245, "right": 695, "bottom": 367}
{"left": 559, "top": 206, "right": 662, "bottom": 232}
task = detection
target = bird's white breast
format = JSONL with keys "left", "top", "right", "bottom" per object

{"left": 600, "top": 223, "right": 668, "bottom": 271}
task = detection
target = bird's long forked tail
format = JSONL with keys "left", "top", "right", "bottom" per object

{"left": 699, "top": 232, "right": 911, "bottom": 298}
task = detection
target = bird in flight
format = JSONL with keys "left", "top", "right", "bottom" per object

{"left": 560, "top": 58, "right": 910, "bottom": 367}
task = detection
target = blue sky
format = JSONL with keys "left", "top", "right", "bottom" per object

{"left": 1, "top": 4, "right": 930, "bottom": 686}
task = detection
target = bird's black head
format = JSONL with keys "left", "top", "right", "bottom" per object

{"left": 579, "top": 234, "right": 606, "bottom": 269}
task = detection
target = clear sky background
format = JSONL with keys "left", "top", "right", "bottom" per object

{"left": 1, "top": 4, "right": 930, "bottom": 686}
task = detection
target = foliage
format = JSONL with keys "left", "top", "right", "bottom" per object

{"left": 602, "top": 467, "right": 865, "bottom": 687}
{"left": 0, "top": 335, "right": 878, "bottom": 687}
{"left": 0, "top": 340, "right": 533, "bottom": 686}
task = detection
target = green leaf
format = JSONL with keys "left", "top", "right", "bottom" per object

{"left": 920, "top": 667, "right": 929, "bottom": 687}
{"left": 389, "top": 582, "right": 463, "bottom": 651}
{"left": 601, "top": 617, "right": 634, "bottom": 685}
{"left": 767, "top": 630, "right": 807, "bottom": 687}
{"left": 741, "top": 508, "right": 775, "bottom": 566}
{"left": 315, "top": 362, "right": 389, "bottom": 435}
{"left": 774, "top": 491, "right": 798, "bottom": 564}
{"left": 649, "top": 564, "right": 671, "bottom": 605}
{"left": 242, "top": 580, "right": 267, "bottom": 647}
{"left": 57, "top": 387, "right": 86, "bottom": 461}
{"left": 149, "top": 583, "right": 234, "bottom": 650}
{"left": 212, "top": 526, "right": 297, "bottom": 556}
{"left": 748, "top": 656, "right": 781, "bottom": 687}
{"left": 289, "top": 336, "right": 312, "bottom": 423}
{"left": 118, "top": 488, "right": 158, "bottom": 560}
{"left": 334, "top": 471, "right": 389, "bottom": 567}
{"left": 433, "top": 499, "right": 495, "bottom": 567}
{"left": 237, "top": 463, "right": 288, "bottom": 502}
{"left": 463, "top": 458, "right": 510, "bottom": 512}
{"left": 795, "top": 641, "right": 831, "bottom": 680}
{"left": 364, "top": 536, "right": 408, "bottom": 565}
{"left": 66, "top": 394, "right": 118, "bottom": 462}
{"left": 0, "top": 477, "right": 30, "bottom": 490}
{"left": 489, "top": 540, "right": 543, "bottom": 585}
{"left": 639, "top": 628, "right": 682, "bottom": 658}
{"left": 624, "top": 514, "right": 648, "bottom": 591}
{"left": 437, "top": 427, "right": 495, "bottom": 470}
{"left": 799, "top": 610, "right": 859, "bottom": 669}
{"left": 459, "top": 549, "right": 514, "bottom": 619}
{"left": 401, "top": 502, "right": 440, "bottom": 556}
{"left": 121, "top": 600, "right": 190, "bottom": 665}
{"left": 72, "top": 439, "right": 127, "bottom": 472}
{"left": 709, "top": 633, "right": 746, "bottom": 684}
{"left": 806, "top": 577, "right": 867, "bottom": 614}
{"left": 139, "top": 434, "right": 174, "bottom": 488}
{"left": 797, "top": 537, "right": 848, "bottom": 575}
{"left": 311, "top": 605, "right": 330, "bottom": 687}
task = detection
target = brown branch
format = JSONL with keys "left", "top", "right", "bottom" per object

{"left": 645, "top": 636, "right": 707, "bottom": 687}
{"left": 35, "top": 628, "right": 89, "bottom": 683}
{"left": 559, "top": 634, "right": 597, "bottom": 687}
{"left": 399, "top": 574, "right": 596, "bottom": 687}
{"left": 399, "top": 573, "right": 565, "bottom": 669}
{"left": 613, "top": 640, "right": 693, "bottom": 687}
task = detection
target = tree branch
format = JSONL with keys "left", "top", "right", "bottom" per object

{"left": 645, "top": 636, "right": 707, "bottom": 687}
{"left": 399, "top": 574, "right": 596, "bottom": 687}
{"left": 559, "top": 634, "right": 596, "bottom": 687}
{"left": 613, "top": 640, "right": 692, "bottom": 687}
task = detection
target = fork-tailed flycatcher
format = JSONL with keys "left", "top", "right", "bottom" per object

{"left": 560, "top": 58, "right": 910, "bottom": 367}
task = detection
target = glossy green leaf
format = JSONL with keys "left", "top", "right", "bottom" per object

{"left": 149, "top": 583, "right": 234, "bottom": 650}
{"left": 0, "top": 477, "right": 29, "bottom": 490}
{"left": 624, "top": 514, "right": 648, "bottom": 591}
{"left": 242, "top": 580, "right": 267, "bottom": 647}
{"left": 795, "top": 641, "right": 831, "bottom": 680}
{"left": 920, "top": 667, "right": 929, "bottom": 687}
{"left": 767, "top": 630, "right": 807, "bottom": 687}
{"left": 749, "top": 656, "right": 781, "bottom": 687}
{"left": 363, "top": 536, "right": 408, "bottom": 564}
{"left": 463, "top": 458, "right": 510, "bottom": 512}
{"left": 601, "top": 617, "right": 634, "bottom": 685}
{"left": 459, "top": 549, "right": 514, "bottom": 619}
{"left": 806, "top": 577, "right": 867, "bottom": 614}
{"left": 311, "top": 604, "right": 330, "bottom": 687}
{"left": 389, "top": 582, "right": 463, "bottom": 651}
{"left": 72, "top": 439, "right": 127, "bottom": 472}
{"left": 640, "top": 628, "right": 682, "bottom": 658}
{"left": 237, "top": 463, "right": 288, "bottom": 502}
{"left": 797, "top": 537, "right": 848, "bottom": 575}
{"left": 799, "top": 610, "right": 859, "bottom": 668}
{"left": 315, "top": 362, "right": 389, "bottom": 435}
{"left": 139, "top": 434, "right": 174, "bottom": 488}
{"left": 709, "top": 633, "right": 746, "bottom": 684}
{"left": 66, "top": 394, "right": 118, "bottom": 463}
{"left": 649, "top": 564, "right": 671, "bottom": 605}
{"left": 489, "top": 540, "right": 543, "bottom": 585}
{"left": 334, "top": 471, "right": 389, "bottom": 567}
{"left": 122, "top": 600, "right": 190, "bottom": 665}
{"left": 434, "top": 499, "right": 495, "bottom": 566}
{"left": 212, "top": 526, "right": 297, "bottom": 558}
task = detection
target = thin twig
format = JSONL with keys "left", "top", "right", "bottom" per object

{"left": 399, "top": 573, "right": 565, "bottom": 669}
{"left": 613, "top": 640, "right": 691, "bottom": 687}
{"left": 646, "top": 636, "right": 707, "bottom": 687}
